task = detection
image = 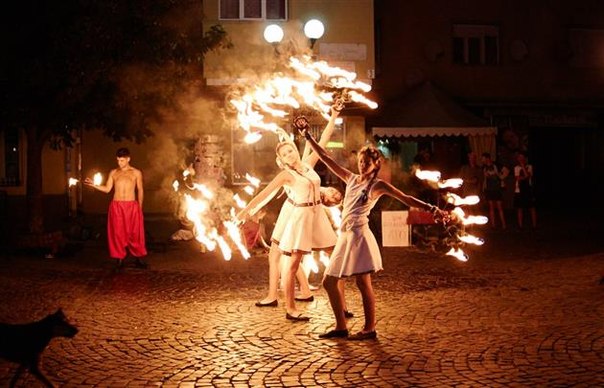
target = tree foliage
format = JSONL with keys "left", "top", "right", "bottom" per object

{"left": 5, "top": 0, "right": 231, "bottom": 145}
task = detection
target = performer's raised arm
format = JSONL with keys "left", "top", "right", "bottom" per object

{"left": 300, "top": 102, "right": 342, "bottom": 166}
{"left": 300, "top": 126, "right": 352, "bottom": 183}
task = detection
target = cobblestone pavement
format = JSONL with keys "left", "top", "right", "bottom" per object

{"left": 0, "top": 213, "right": 603, "bottom": 387}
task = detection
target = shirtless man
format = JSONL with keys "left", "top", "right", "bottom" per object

{"left": 85, "top": 148, "right": 148, "bottom": 270}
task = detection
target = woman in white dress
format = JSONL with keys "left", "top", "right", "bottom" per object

{"left": 302, "top": 129, "right": 446, "bottom": 340}
{"left": 238, "top": 105, "right": 342, "bottom": 321}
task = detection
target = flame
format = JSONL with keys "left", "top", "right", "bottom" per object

{"left": 451, "top": 207, "right": 489, "bottom": 226}
{"left": 230, "top": 55, "right": 377, "bottom": 142}
{"left": 446, "top": 247, "right": 468, "bottom": 262}
{"left": 209, "top": 228, "right": 231, "bottom": 260}
{"left": 348, "top": 90, "right": 378, "bottom": 109}
{"left": 68, "top": 178, "right": 79, "bottom": 187}
{"left": 459, "top": 234, "right": 484, "bottom": 246}
{"left": 224, "top": 220, "right": 250, "bottom": 260}
{"left": 93, "top": 173, "right": 103, "bottom": 186}
{"left": 301, "top": 253, "right": 320, "bottom": 274}
{"left": 319, "top": 250, "right": 331, "bottom": 267}
{"left": 233, "top": 194, "right": 246, "bottom": 209}
{"left": 438, "top": 178, "right": 463, "bottom": 189}
{"left": 327, "top": 206, "right": 342, "bottom": 231}
{"left": 183, "top": 194, "right": 215, "bottom": 251}
{"left": 244, "top": 132, "right": 263, "bottom": 144}
{"left": 243, "top": 186, "right": 255, "bottom": 196}
{"left": 245, "top": 173, "right": 261, "bottom": 187}
{"left": 415, "top": 168, "right": 441, "bottom": 182}
{"left": 445, "top": 193, "right": 480, "bottom": 206}
{"left": 192, "top": 183, "right": 214, "bottom": 199}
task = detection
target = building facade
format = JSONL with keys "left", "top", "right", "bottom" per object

{"left": 372, "top": 0, "right": 604, "bottom": 208}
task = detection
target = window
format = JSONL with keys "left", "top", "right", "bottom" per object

{"left": 220, "top": 0, "right": 287, "bottom": 20}
{"left": 0, "top": 129, "right": 22, "bottom": 187}
{"left": 452, "top": 24, "right": 499, "bottom": 65}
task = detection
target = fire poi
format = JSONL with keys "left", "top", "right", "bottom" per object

{"left": 171, "top": 55, "right": 377, "bottom": 263}
{"left": 413, "top": 168, "right": 488, "bottom": 261}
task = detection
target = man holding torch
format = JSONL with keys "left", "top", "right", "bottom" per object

{"left": 85, "top": 147, "right": 148, "bottom": 270}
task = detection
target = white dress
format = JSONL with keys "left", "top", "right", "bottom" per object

{"left": 275, "top": 163, "right": 337, "bottom": 255}
{"left": 325, "top": 174, "right": 383, "bottom": 278}
{"left": 270, "top": 188, "right": 294, "bottom": 244}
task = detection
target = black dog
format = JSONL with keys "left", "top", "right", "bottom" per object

{"left": 0, "top": 308, "right": 78, "bottom": 388}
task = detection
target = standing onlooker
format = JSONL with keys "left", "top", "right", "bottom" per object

{"left": 513, "top": 152, "right": 537, "bottom": 229}
{"left": 481, "top": 153, "right": 507, "bottom": 229}
{"left": 85, "top": 147, "right": 148, "bottom": 270}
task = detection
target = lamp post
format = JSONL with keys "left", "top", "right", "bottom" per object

{"left": 303, "top": 19, "right": 324, "bottom": 49}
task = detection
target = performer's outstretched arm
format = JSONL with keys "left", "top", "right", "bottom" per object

{"left": 237, "top": 170, "right": 291, "bottom": 221}
{"left": 84, "top": 170, "right": 115, "bottom": 194}
{"left": 372, "top": 180, "right": 436, "bottom": 211}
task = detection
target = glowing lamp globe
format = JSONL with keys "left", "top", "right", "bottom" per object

{"left": 303, "top": 19, "right": 325, "bottom": 40}
{"left": 263, "top": 24, "right": 284, "bottom": 44}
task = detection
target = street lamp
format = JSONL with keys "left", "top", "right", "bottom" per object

{"left": 303, "top": 19, "right": 324, "bottom": 49}
{"left": 263, "top": 24, "right": 284, "bottom": 56}
{"left": 263, "top": 24, "right": 284, "bottom": 45}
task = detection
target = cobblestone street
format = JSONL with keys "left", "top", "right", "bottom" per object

{"left": 0, "top": 212, "right": 603, "bottom": 387}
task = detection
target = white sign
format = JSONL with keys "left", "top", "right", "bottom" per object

{"left": 381, "top": 211, "right": 410, "bottom": 247}
{"left": 319, "top": 43, "right": 367, "bottom": 61}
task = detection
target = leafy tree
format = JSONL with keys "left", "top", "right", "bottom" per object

{"left": 2, "top": 0, "right": 231, "bottom": 233}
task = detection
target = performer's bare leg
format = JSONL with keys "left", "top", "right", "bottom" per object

{"left": 296, "top": 266, "right": 312, "bottom": 299}
{"left": 356, "top": 273, "right": 376, "bottom": 333}
{"left": 323, "top": 275, "right": 347, "bottom": 330}
{"left": 284, "top": 252, "right": 305, "bottom": 317}
{"left": 258, "top": 243, "right": 281, "bottom": 304}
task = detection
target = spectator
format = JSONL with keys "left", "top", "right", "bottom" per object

{"left": 481, "top": 153, "right": 507, "bottom": 229}
{"left": 513, "top": 152, "right": 537, "bottom": 229}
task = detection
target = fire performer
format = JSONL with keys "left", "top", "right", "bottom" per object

{"left": 301, "top": 128, "right": 447, "bottom": 340}
{"left": 237, "top": 105, "right": 342, "bottom": 321}
{"left": 85, "top": 148, "right": 148, "bottom": 270}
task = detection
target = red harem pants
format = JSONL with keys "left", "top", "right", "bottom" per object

{"left": 107, "top": 201, "right": 147, "bottom": 259}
